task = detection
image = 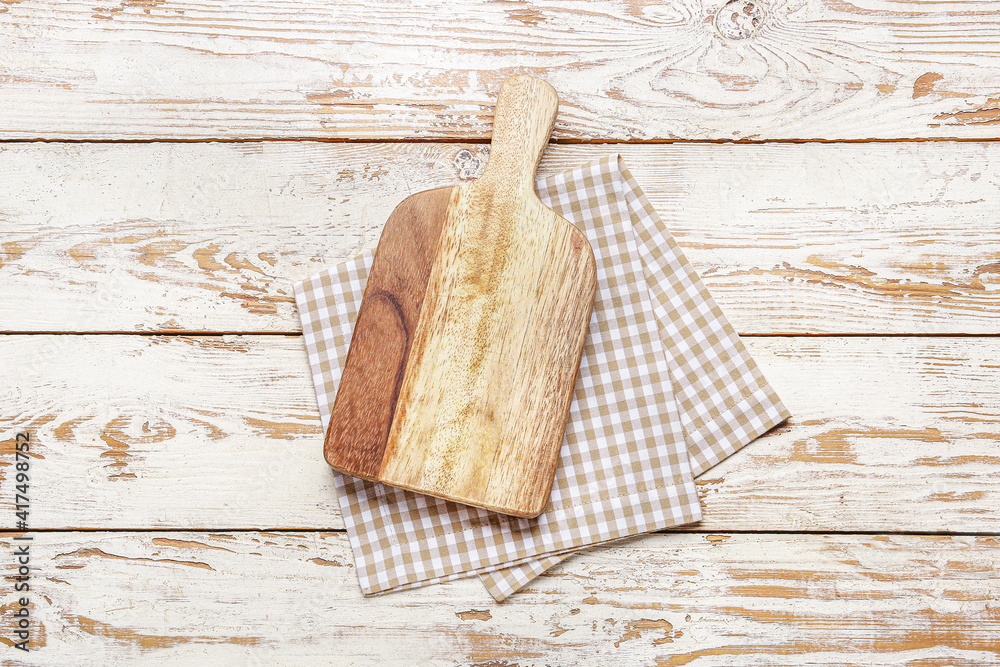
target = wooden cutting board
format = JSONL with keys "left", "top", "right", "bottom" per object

{"left": 324, "top": 75, "right": 597, "bottom": 518}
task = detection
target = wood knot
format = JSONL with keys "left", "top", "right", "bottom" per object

{"left": 715, "top": 0, "right": 765, "bottom": 41}
{"left": 453, "top": 149, "right": 485, "bottom": 180}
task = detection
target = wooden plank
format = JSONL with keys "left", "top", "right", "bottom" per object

{"left": 2, "top": 335, "right": 998, "bottom": 532}
{"left": 2, "top": 142, "right": 999, "bottom": 334}
{"left": 3, "top": 0, "right": 1000, "bottom": 141}
{"left": 2, "top": 531, "right": 997, "bottom": 664}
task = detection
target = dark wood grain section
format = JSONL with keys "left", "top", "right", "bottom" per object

{"left": 323, "top": 186, "right": 454, "bottom": 479}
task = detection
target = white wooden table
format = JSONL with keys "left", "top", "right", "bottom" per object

{"left": 2, "top": 1, "right": 999, "bottom": 664}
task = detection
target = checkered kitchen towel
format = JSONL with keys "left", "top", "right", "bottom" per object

{"left": 294, "top": 156, "right": 790, "bottom": 600}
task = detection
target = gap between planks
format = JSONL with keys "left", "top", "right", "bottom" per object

{"left": 4, "top": 137, "right": 1000, "bottom": 145}
{"left": 4, "top": 332, "right": 1000, "bottom": 338}
{"left": 5, "top": 529, "right": 999, "bottom": 536}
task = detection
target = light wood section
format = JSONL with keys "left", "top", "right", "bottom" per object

{"left": 3, "top": 335, "right": 998, "bottom": 532}
{"left": 3, "top": 0, "right": 1000, "bottom": 141}
{"left": 2, "top": 141, "right": 998, "bottom": 335}
{"left": 379, "top": 76, "right": 596, "bottom": 516}
{"left": 4, "top": 531, "right": 997, "bottom": 664}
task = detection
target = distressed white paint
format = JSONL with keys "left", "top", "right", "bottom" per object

{"left": 2, "top": 142, "right": 998, "bottom": 334}
{"left": 2, "top": 3, "right": 999, "bottom": 661}
{"left": 2, "top": 0, "right": 1000, "bottom": 140}
{"left": 2, "top": 336, "right": 998, "bottom": 532}
{"left": 1, "top": 531, "right": 996, "bottom": 664}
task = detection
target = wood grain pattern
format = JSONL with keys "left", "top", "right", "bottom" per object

{"left": 4, "top": 531, "right": 997, "bottom": 665}
{"left": 324, "top": 187, "right": 452, "bottom": 479}
{"left": 378, "top": 76, "right": 596, "bottom": 517}
{"left": 1, "top": 141, "right": 997, "bottom": 335}
{"left": 3, "top": 0, "right": 1000, "bottom": 141}
{"left": 3, "top": 335, "right": 998, "bottom": 532}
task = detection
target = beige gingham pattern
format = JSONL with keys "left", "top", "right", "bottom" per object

{"left": 475, "top": 158, "right": 791, "bottom": 599}
{"left": 294, "top": 156, "right": 790, "bottom": 600}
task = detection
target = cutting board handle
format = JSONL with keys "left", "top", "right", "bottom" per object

{"left": 480, "top": 75, "right": 559, "bottom": 194}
